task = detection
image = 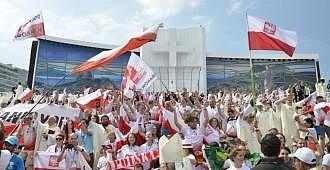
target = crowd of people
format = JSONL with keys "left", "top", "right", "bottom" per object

{"left": 0, "top": 80, "right": 330, "bottom": 170}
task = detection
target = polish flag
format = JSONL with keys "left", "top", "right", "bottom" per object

{"left": 118, "top": 105, "right": 145, "bottom": 146}
{"left": 19, "top": 88, "right": 33, "bottom": 102}
{"left": 162, "top": 109, "right": 188, "bottom": 133}
{"left": 72, "top": 23, "right": 163, "bottom": 73}
{"left": 76, "top": 89, "right": 102, "bottom": 108}
{"left": 14, "top": 12, "right": 45, "bottom": 40}
{"left": 247, "top": 15, "right": 297, "bottom": 57}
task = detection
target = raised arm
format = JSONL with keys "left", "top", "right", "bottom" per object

{"left": 202, "top": 106, "right": 209, "bottom": 128}
{"left": 173, "top": 107, "right": 182, "bottom": 131}
{"left": 274, "top": 97, "right": 287, "bottom": 106}
{"left": 295, "top": 95, "right": 312, "bottom": 107}
{"left": 294, "top": 115, "right": 308, "bottom": 132}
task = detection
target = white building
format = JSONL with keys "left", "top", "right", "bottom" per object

{"left": 142, "top": 27, "right": 207, "bottom": 92}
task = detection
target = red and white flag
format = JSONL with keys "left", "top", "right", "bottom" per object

{"left": 34, "top": 151, "right": 92, "bottom": 170}
{"left": 73, "top": 23, "right": 162, "bottom": 73}
{"left": 162, "top": 109, "right": 187, "bottom": 133}
{"left": 77, "top": 89, "right": 102, "bottom": 108}
{"left": 122, "top": 53, "right": 156, "bottom": 98}
{"left": 19, "top": 88, "right": 33, "bottom": 102}
{"left": 14, "top": 12, "right": 45, "bottom": 40}
{"left": 247, "top": 15, "right": 297, "bottom": 57}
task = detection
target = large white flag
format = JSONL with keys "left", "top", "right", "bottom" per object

{"left": 122, "top": 53, "right": 157, "bottom": 98}
{"left": 14, "top": 12, "right": 45, "bottom": 40}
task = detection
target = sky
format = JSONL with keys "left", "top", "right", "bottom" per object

{"left": 0, "top": 0, "right": 329, "bottom": 79}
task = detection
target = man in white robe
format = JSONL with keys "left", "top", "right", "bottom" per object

{"left": 275, "top": 93, "right": 311, "bottom": 149}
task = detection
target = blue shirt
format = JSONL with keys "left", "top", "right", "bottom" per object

{"left": 6, "top": 154, "right": 24, "bottom": 170}
{"left": 76, "top": 131, "right": 93, "bottom": 154}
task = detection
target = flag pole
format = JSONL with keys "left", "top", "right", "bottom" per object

{"left": 9, "top": 73, "right": 71, "bottom": 135}
{"left": 245, "top": 12, "right": 257, "bottom": 115}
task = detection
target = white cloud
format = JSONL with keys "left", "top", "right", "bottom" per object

{"left": 0, "top": 0, "right": 202, "bottom": 69}
{"left": 46, "top": 14, "right": 146, "bottom": 45}
{"left": 136, "top": 0, "right": 202, "bottom": 20}
{"left": 0, "top": 1, "right": 155, "bottom": 69}
{"left": 0, "top": 1, "right": 23, "bottom": 38}
{"left": 191, "top": 15, "right": 213, "bottom": 30}
{"left": 226, "top": 0, "right": 257, "bottom": 15}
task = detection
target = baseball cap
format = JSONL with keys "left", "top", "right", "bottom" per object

{"left": 5, "top": 135, "right": 19, "bottom": 146}
{"left": 294, "top": 147, "right": 317, "bottom": 165}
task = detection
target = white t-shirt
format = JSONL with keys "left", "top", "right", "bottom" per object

{"left": 140, "top": 142, "right": 158, "bottom": 153}
{"left": 97, "top": 156, "right": 108, "bottom": 169}
{"left": 207, "top": 106, "right": 218, "bottom": 118}
{"left": 223, "top": 159, "right": 252, "bottom": 169}
{"left": 181, "top": 126, "right": 205, "bottom": 147}
{"left": 0, "top": 150, "right": 11, "bottom": 170}
{"left": 322, "top": 154, "right": 330, "bottom": 166}
{"left": 45, "top": 144, "right": 64, "bottom": 153}
{"left": 226, "top": 165, "right": 250, "bottom": 170}
{"left": 63, "top": 147, "right": 86, "bottom": 168}
{"left": 205, "top": 125, "right": 225, "bottom": 144}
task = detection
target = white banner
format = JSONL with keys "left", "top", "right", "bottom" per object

{"left": 34, "top": 151, "right": 91, "bottom": 170}
{"left": 122, "top": 53, "right": 157, "bottom": 96}
{"left": 14, "top": 12, "right": 45, "bottom": 40}
{"left": 0, "top": 103, "right": 79, "bottom": 128}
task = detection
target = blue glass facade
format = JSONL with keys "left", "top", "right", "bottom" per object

{"left": 34, "top": 39, "right": 133, "bottom": 92}
{"left": 206, "top": 57, "right": 317, "bottom": 92}
{"left": 32, "top": 39, "right": 317, "bottom": 93}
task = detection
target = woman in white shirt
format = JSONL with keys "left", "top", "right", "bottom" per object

{"left": 117, "top": 133, "right": 140, "bottom": 159}
{"left": 226, "top": 148, "right": 250, "bottom": 170}
{"left": 205, "top": 117, "right": 225, "bottom": 144}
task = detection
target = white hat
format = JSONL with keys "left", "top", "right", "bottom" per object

{"left": 182, "top": 139, "right": 193, "bottom": 149}
{"left": 294, "top": 147, "right": 317, "bottom": 165}
{"left": 322, "top": 154, "right": 330, "bottom": 167}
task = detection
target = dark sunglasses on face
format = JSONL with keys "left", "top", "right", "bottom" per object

{"left": 56, "top": 138, "right": 63, "bottom": 141}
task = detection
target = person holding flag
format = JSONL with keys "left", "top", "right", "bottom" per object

{"left": 173, "top": 101, "right": 209, "bottom": 149}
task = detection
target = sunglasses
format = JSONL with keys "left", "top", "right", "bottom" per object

{"left": 56, "top": 138, "right": 63, "bottom": 141}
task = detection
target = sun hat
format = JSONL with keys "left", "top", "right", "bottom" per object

{"left": 294, "top": 147, "right": 317, "bottom": 165}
